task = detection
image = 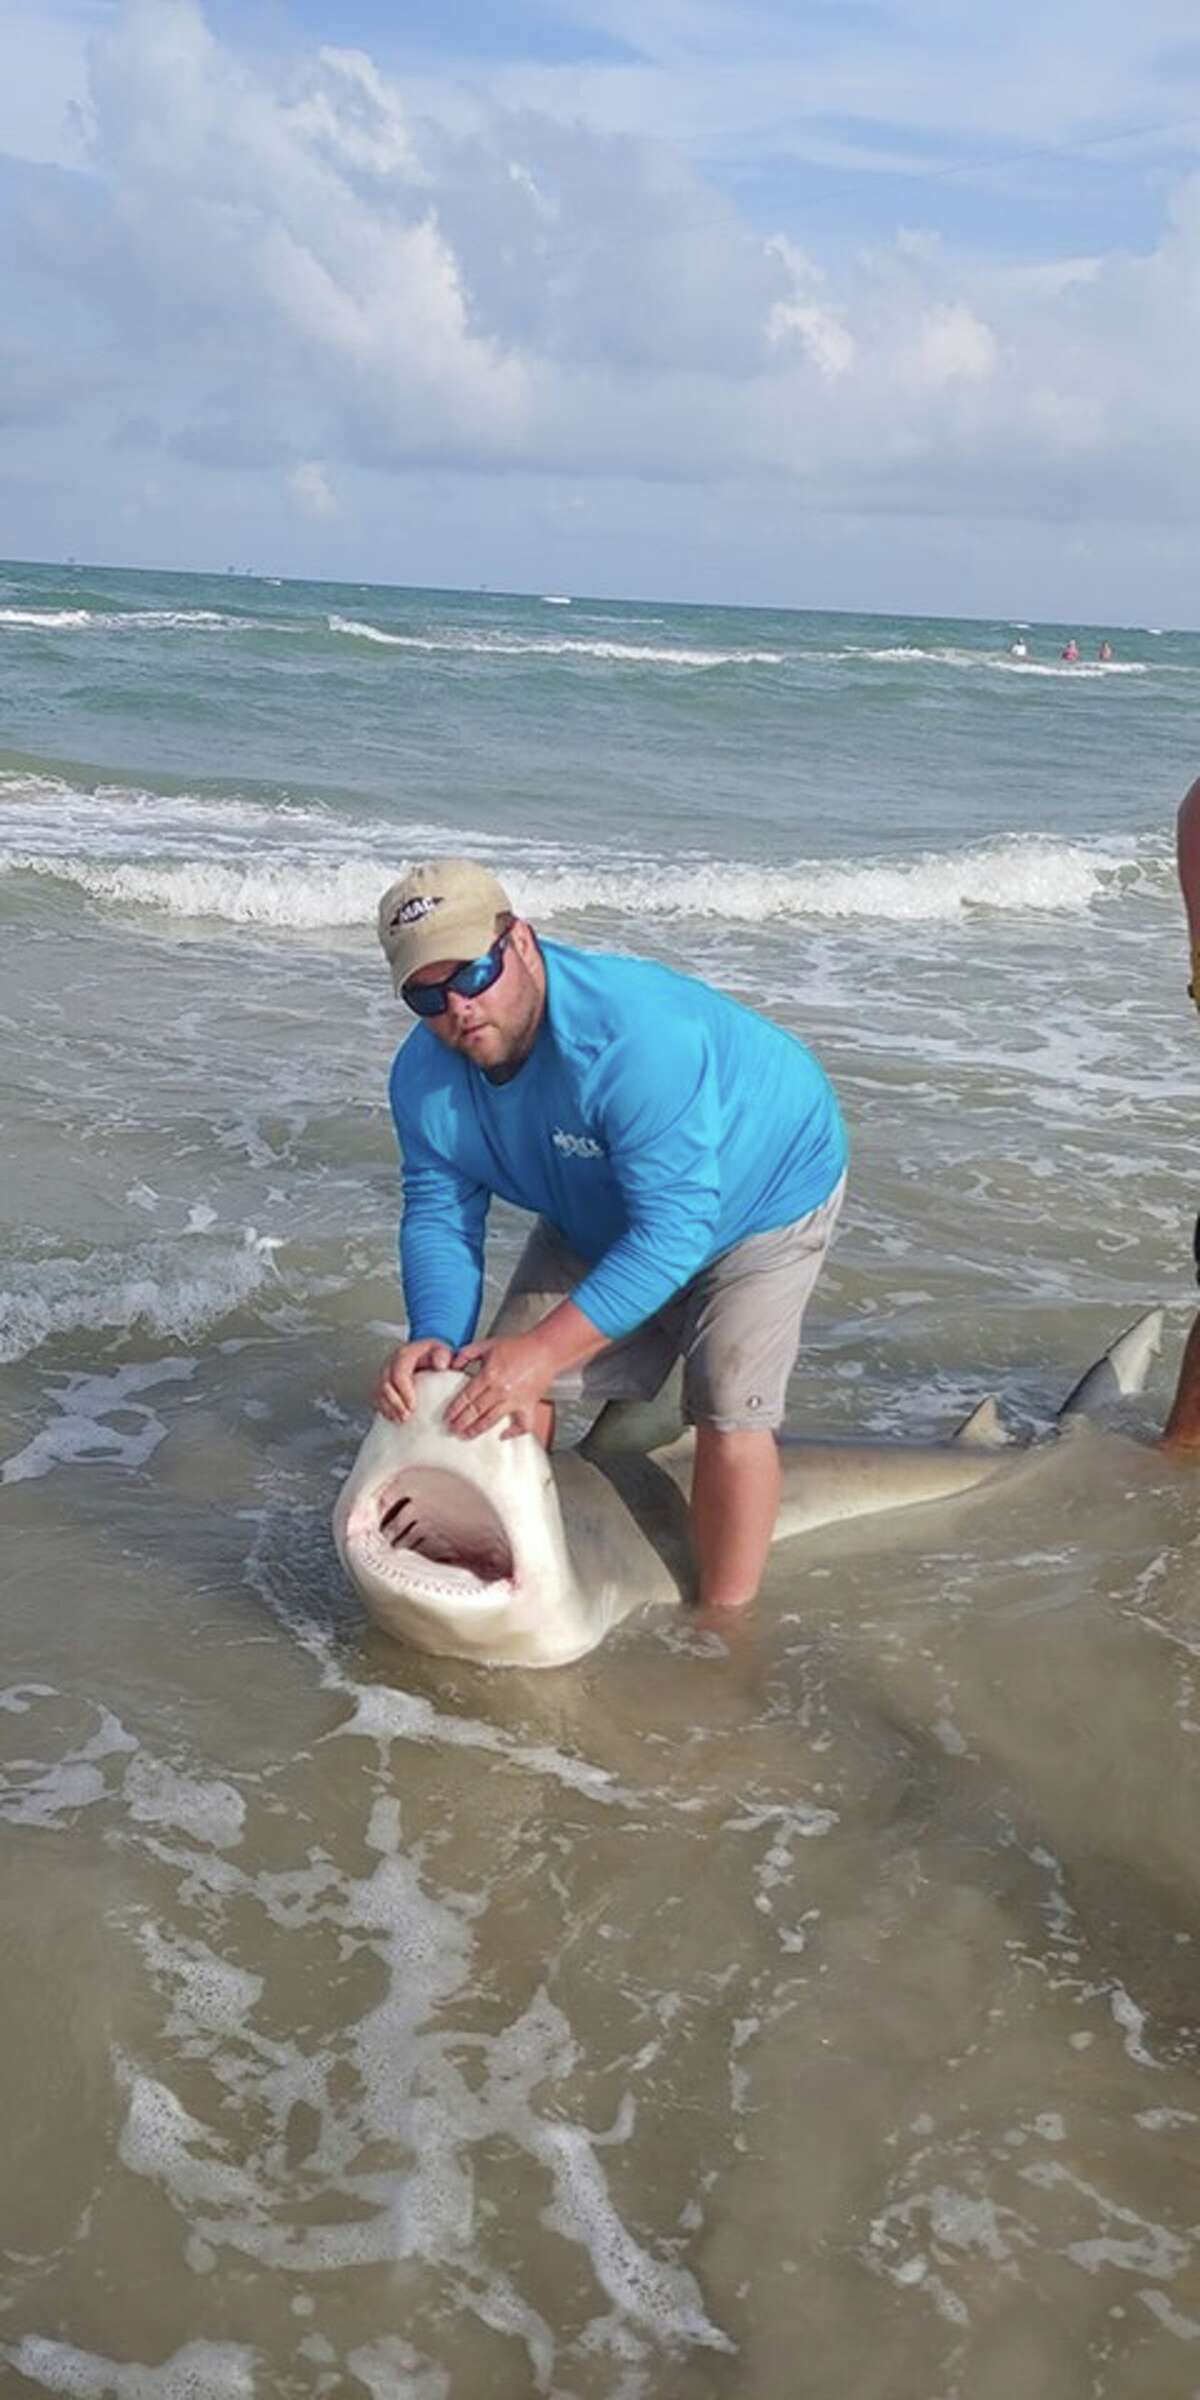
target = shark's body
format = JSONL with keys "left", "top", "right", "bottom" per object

{"left": 333, "top": 1313, "right": 1164, "bottom": 1668}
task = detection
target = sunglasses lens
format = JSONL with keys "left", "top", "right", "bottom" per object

{"left": 453, "top": 953, "right": 501, "bottom": 999}
{"left": 402, "top": 933, "right": 508, "bottom": 1017}
{"left": 403, "top": 981, "right": 446, "bottom": 1017}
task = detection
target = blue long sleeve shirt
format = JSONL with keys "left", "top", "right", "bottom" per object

{"left": 389, "top": 939, "right": 846, "bottom": 1347}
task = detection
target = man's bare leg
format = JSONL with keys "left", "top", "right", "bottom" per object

{"left": 1161, "top": 1312, "right": 1200, "bottom": 1454}
{"left": 690, "top": 1424, "right": 781, "bottom": 1611}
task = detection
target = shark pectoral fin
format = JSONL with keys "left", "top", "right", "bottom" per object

{"left": 581, "top": 1360, "right": 685, "bottom": 1458}
{"left": 952, "top": 1395, "right": 1012, "bottom": 1448}
{"left": 649, "top": 1428, "right": 696, "bottom": 1466}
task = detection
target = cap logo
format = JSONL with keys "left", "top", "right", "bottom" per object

{"left": 392, "top": 893, "right": 442, "bottom": 929}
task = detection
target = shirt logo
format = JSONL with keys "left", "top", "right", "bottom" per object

{"left": 391, "top": 893, "right": 442, "bottom": 928}
{"left": 552, "top": 1127, "right": 605, "bottom": 1160}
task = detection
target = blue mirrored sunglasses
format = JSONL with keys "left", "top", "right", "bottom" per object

{"left": 402, "top": 930, "right": 511, "bottom": 1018}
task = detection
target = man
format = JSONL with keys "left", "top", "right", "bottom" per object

{"left": 1163, "top": 774, "right": 1200, "bottom": 1452}
{"left": 1179, "top": 771, "right": 1200, "bottom": 1010}
{"left": 372, "top": 858, "right": 846, "bottom": 1613}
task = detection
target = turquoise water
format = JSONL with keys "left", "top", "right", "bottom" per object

{"left": 1, "top": 558, "right": 1198, "bottom": 2397}
{"left": 2, "top": 560, "right": 1194, "bottom": 858}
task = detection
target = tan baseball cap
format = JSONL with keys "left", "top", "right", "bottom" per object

{"left": 376, "top": 858, "right": 513, "bottom": 992}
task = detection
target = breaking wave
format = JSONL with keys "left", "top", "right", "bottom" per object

{"left": 524, "top": 837, "right": 1139, "bottom": 922}
{"left": 0, "top": 608, "right": 251, "bottom": 633}
{"left": 10, "top": 834, "right": 1163, "bottom": 931}
{"left": 327, "top": 615, "right": 782, "bottom": 668}
{"left": 841, "top": 644, "right": 1151, "bottom": 679}
{"left": 0, "top": 1232, "right": 280, "bottom": 1365}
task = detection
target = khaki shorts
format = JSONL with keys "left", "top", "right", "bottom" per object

{"left": 489, "top": 1174, "right": 845, "bottom": 1433}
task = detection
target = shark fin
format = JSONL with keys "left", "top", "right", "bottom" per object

{"left": 581, "top": 1361, "right": 685, "bottom": 1458}
{"left": 1058, "top": 1307, "right": 1164, "bottom": 1423}
{"left": 952, "top": 1395, "right": 1011, "bottom": 1448}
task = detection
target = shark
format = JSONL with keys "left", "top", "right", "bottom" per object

{"left": 332, "top": 1310, "right": 1168, "bottom": 1668}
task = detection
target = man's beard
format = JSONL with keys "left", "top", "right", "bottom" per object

{"left": 483, "top": 1018, "right": 538, "bottom": 1084}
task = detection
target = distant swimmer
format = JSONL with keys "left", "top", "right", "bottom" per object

{"left": 1009, "top": 638, "right": 1028, "bottom": 659}
{"left": 1161, "top": 771, "right": 1200, "bottom": 1454}
{"left": 1098, "top": 639, "right": 1114, "bottom": 662}
{"left": 1061, "top": 638, "right": 1080, "bottom": 663}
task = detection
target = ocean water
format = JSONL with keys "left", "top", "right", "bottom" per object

{"left": 1, "top": 556, "right": 1198, "bottom": 2397}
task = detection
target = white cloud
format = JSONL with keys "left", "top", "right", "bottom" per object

{"left": 767, "top": 299, "right": 855, "bottom": 380}
{"left": 0, "top": 4, "right": 98, "bottom": 170}
{"left": 287, "top": 460, "right": 338, "bottom": 520}
{"left": 292, "top": 48, "right": 420, "bottom": 182}
{"left": 765, "top": 238, "right": 854, "bottom": 378}
{"left": 82, "top": 0, "right": 530, "bottom": 456}
{"left": 912, "top": 304, "right": 996, "bottom": 390}
{"left": 2, "top": 0, "right": 1200, "bottom": 565}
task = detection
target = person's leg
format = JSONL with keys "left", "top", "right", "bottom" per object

{"left": 690, "top": 1425, "right": 781, "bottom": 1611}
{"left": 681, "top": 1176, "right": 845, "bottom": 1610}
{"left": 1161, "top": 1310, "right": 1200, "bottom": 1453}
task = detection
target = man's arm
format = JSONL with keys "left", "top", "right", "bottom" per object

{"left": 399, "top": 1140, "right": 490, "bottom": 1349}
{"left": 1178, "top": 776, "right": 1200, "bottom": 1003}
{"left": 374, "top": 1133, "right": 491, "bottom": 1421}
{"left": 569, "top": 1026, "right": 723, "bottom": 1339}
{"left": 384, "top": 1051, "right": 491, "bottom": 1338}
{"left": 1177, "top": 777, "right": 1200, "bottom": 1318}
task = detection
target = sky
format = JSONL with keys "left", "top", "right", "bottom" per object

{"left": 2, "top": 0, "right": 1200, "bottom": 617}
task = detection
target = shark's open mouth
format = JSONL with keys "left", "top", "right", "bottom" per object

{"left": 374, "top": 1466, "right": 514, "bottom": 1589}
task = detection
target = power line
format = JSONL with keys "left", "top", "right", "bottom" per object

{"left": 781, "top": 112, "right": 1200, "bottom": 219}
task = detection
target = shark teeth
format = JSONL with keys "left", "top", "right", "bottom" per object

{"left": 358, "top": 1530, "right": 515, "bottom": 1606}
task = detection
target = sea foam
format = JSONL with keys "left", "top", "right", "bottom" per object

{"left": 0, "top": 1358, "right": 196, "bottom": 1485}
{"left": 0, "top": 607, "right": 252, "bottom": 633}
{"left": 520, "top": 836, "right": 1134, "bottom": 923}
{"left": 6, "top": 834, "right": 1155, "bottom": 931}
{"left": 842, "top": 643, "right": 1150, "bottom": 679}
{"left": 0, "top": 1231, "right": 278, "bottom": 1366}
{"left": 2, "top": 2336, "right": 260, "bottom": 2396}
{"left": 327, "top": 614, "right": 781, "bottom": 667}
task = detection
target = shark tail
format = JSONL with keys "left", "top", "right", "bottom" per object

{"left": 1058, "top": 1308, "right": 1164, "bottom": 1424}
{"left": 583, "top": 1306, "right": 1165, "bottom": 1455}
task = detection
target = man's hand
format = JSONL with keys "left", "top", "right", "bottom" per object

{"left": 446, "top": 1331, "right": 553, "bottom": 1440}
{"left": 373, "top": 1337, "right": 453, "bottom": 1422}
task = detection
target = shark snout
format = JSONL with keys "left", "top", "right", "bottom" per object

{"left": 334, "top": 1375, "right": 585, "bottom": 1660}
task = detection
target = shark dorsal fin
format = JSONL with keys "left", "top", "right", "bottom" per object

{"left": 953, "top": 1395, "right": 1011, "bottom": 1448}
{"left": 1059, "top": 1307, "right": 1164, "bottom": 1422}
{"left": 581, "top": 1361, "right": 685, "bottom": 1459}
